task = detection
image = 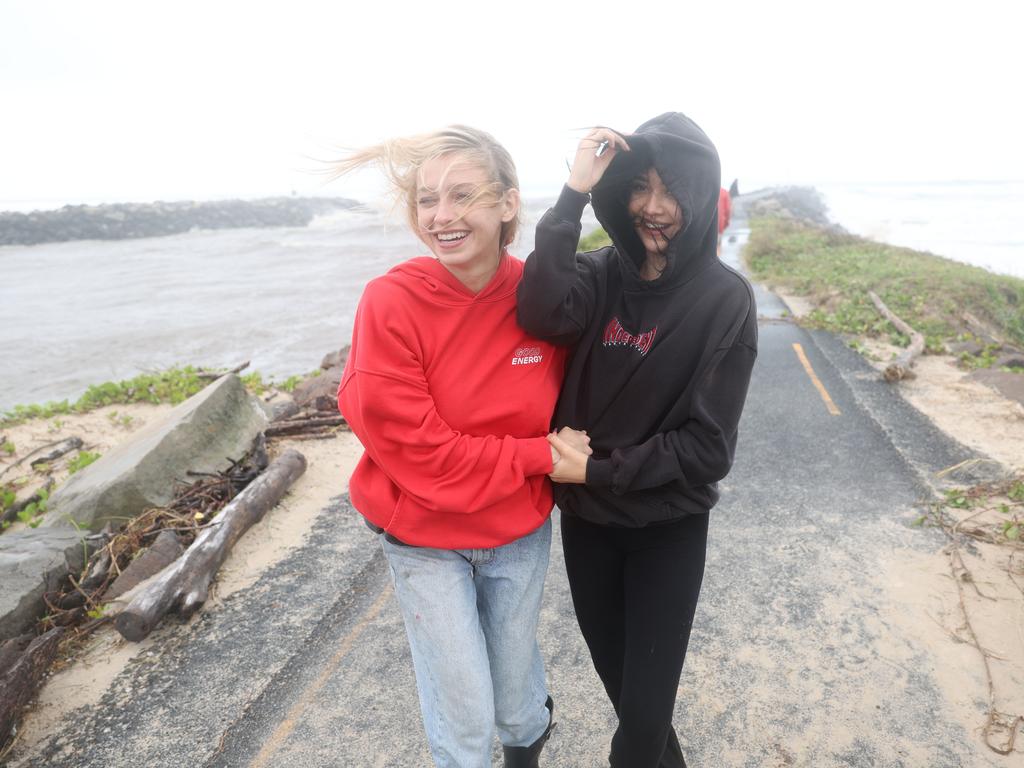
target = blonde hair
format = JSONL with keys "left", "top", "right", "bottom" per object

{"left": 327, "top": 125, "right": 521, "bottom": 247}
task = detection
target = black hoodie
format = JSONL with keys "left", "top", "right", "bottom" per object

{"left": 517, "top": 112, "right": 757, "bottom": 527}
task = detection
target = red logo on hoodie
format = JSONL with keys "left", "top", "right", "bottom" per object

{"left": 602, "top": 317, "right": 657, "bottom": 356}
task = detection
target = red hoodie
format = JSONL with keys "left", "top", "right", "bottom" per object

{"left": 338, "top": 253, "right": 566, "bottom": 549}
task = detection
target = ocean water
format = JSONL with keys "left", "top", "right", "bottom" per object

{"left": 0, "top": 199, "right": 582, "bottom": 411}
{"left": 1, "top": 183, "right": 1020, "bottom": 411}
{"left": 817, "top": 181, "right": 1024, "bottom": 279}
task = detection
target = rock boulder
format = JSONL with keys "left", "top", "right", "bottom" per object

{"left": 0, "top": 528, "right": 89, "bottom": 642}
{"left": 319, "top": 346, "right": 349, "bottom": 370}
{"left": 43, "top": 374, "right": 268, "bottom": 532}
{"left": 969, "top": 369, "right": 1024, "bottom": 408}
{"left": 292, "top": 368, "right": 343, "bottom": 412}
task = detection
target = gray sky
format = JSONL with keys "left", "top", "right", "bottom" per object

{"left": 1, "top": 0, "right": 1020, "bottom": 208}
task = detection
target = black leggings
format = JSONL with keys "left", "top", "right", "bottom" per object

{"left": 561, "top": 511, "right": 709, "bottom": 768}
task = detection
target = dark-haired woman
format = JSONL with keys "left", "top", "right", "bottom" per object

{"left": 519, "top": 113, "right": 757, "bottom": 768}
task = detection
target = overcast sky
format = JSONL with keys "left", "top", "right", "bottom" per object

{"left": 1, "top": 0, "right": 1021, "bottom": 208}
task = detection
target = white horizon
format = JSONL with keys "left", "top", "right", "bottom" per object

{"left": 3, "top": 0, "right": 1022, "bottom": 211}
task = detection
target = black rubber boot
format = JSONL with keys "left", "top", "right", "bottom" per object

{"left": 502, "top": 696, "right": 555, "bottom": 768}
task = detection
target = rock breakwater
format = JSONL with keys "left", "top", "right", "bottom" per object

{"left": 740, "top": 186, "right": 836, "bottom": 228}
{"left": 0, "top": 196, "right": 358, "bottom": 246}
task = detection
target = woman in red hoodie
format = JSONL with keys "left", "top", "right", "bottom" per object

{"left": 335, "top": 126, "right": 579, "bottom": 768}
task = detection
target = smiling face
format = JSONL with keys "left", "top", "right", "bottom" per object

{"left": 627, "top": 167, "right": 684, "bottom": 258}
{"left": 415, "top": 154, "right": 519, "bottom": 283}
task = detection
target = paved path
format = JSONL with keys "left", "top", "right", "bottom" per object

{"left": 10, "top": 203, "right": 1007, "bottom": 768}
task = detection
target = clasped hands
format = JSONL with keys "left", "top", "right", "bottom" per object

{"left": 548, "top": 426, "right": 591, "bottom": 484}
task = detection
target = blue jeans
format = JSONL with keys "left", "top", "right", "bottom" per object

{"left": 381, "top": 518, "right": 552, "bottom": 768}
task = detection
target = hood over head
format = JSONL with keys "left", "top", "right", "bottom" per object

{"left": 591, "top": 112, "right": 721, "bottom": 288}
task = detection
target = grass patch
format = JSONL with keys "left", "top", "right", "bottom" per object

{"left": 745, "top": 217, "right": 1024, "bottom": 352}
{"left": 0, "top": 365, "right": 310, "bottom": 429}
{"left": 240, "top": 371, "right": 268, "bottom": 396}
{"left": 578, "top": 227, "right": 612, "bottom": 251}
{"left": 13, "top": 486, "right": 49, "bottom": 528}
{"left": 67, "top": 450, "right": 102, "bottom": 475}
{"left": 278, "top": 373, "right": 307, "bottom": 393}
{"left": 0, "top": 366, "right": 210, "bottom": 428}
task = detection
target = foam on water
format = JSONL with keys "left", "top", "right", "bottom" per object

{"left": 818, "top": 181, "right": 1023, "bottom": 278}
{"left": 0, "top": 187, "right": 1015, "bottom": 410}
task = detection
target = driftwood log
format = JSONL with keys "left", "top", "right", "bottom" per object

{"left": 0, "top": 436, "right": 83, "bottom": 481}
{"left": 82, "top": 550, "right": 112, "bottom": 589}
{"left": 0, "top": 628, "right": 64, "bottom": 751}
{"left": 869, "top": 291, "right": 925, "bottom": 382}
{"left": 102, "top": 530, "right": 184, "bottom": 601}
{"left": 962, "top": 311, "right": 1006, "bottom": 347}
{"left": 197, "top": 360, "right": 250, "bottom": 380}
{"left": 0, "top": 634, "right": 34, "bottom": 680}
{"left": 264, "top": 415, "right": 348, "bottom": 439}
{"left": 29, "top": 436, "right": 85, "bottom": 470}
{"left": 113, "top": 448, "right": 307, "bottom": 641}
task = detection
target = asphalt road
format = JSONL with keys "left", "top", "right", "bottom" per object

{"left": 9, "top": 207, "right": 1007, "bottom": 768}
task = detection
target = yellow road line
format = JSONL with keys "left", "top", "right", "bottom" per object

{"left": 792, "top": 343, "right": 841, "bottom": 416}
{"left": 249, "top": 586, "right": 393, "bottom": 768}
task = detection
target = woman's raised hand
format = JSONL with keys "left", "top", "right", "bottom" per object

{"left": 567, "top": 128, "right": 630, "bottom": 195}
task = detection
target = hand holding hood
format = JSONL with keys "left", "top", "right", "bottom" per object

{"left": 592, "top": 112, "right": 721, "bottom": 287}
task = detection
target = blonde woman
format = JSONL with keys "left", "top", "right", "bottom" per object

{"left": 335, "top": 126, "right": 581, "bottom": 767}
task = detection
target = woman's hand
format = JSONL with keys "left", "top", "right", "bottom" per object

{"left": 553, "top": 426, "right": 592, "bottom": 456}
{"left": 547, "top": 432, "right": 589, "bottom": 484}
{"left": 567, "top": 128, "right": 630, "bottom": 195}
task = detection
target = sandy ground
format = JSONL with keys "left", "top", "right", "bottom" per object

{"left": 212, "top": 432, "right": 364, "bottom": 602}
{"left": 2, "top": 403, "right": 364, "bottom": 754}
{"left": 1, "top": 403, "right": 176, "bottom": 531}
{"left": 4, "top": 321, "right": 1024, "bottom": 759}
{"left": 885, "top": 501, "right": 1024, "bottom": 756}
{"left": 779, "top": 290, "right": 1024, "bottom": 757}
{"left": 858, "top": 338, "right": 1024, "bottom": 472}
